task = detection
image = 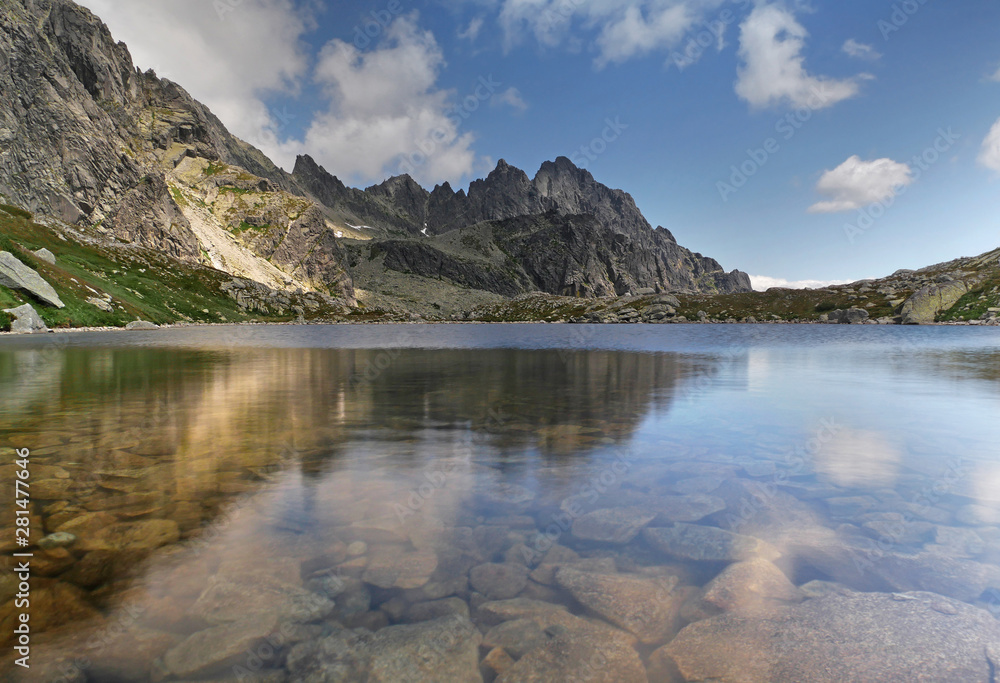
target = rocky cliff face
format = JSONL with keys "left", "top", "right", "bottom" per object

{"left": 0, "top": 0, "right": 354, "bottom": 303}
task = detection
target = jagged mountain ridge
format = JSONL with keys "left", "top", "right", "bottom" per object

{"left": 1, "top": 0, "right": 749, "bottom": 317}
{"left": 293, "top": 155, "right": 751, "bottom": 296}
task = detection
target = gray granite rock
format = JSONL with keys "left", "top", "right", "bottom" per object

{"left": 3, "top": 303, "right": 47, "bottom": 333}
{"left": 644, "top": 524, "right": 780, "bottom": 562}
{"left": 0, "top": 252, "right": 64, "bottom": 307}
{"left": 661, "top": 591, "right": 1000, "bottom": 682}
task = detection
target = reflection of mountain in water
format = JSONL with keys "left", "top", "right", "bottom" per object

{"left": 0, "top": 346, "right": 707, "bottom": 650}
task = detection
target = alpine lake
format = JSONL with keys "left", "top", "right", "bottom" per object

{"left": 1, "top": 324, "right": 1000, "bottom": 682}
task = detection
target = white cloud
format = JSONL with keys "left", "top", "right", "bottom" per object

{"left": 735, "top": 4, "right": 869, "bottom": 110}
{"left": 78, "top": 0, "right": 310, "bottom": 165}
{"left": 979, "top": 118, "right": 1000, "bottom": 172}
{"left": 990, "top": 65, "right": 1000, "bottom": 82}
{"left": 493, "top": 87, "right": 528, "bottom": 112}
{"left": 459, "top": 17, "right": 485, "bottom": 41}
{"left": 283, "top": 15, "right": 479, "bottom": 186}
{"left": 842, "top": 38, "right": 881, "bottom": 61}
{"left": 808, "top": 155, "right": 914, "bottom": 214}
{"left": 497, "top": 0, "right": 729, "bottom": 69}
{"left": 750, "top": 275, "right": 852, "bottom": 291}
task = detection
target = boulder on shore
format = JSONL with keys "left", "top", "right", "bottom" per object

{"left": 125, "top": 320, "right": 159, "bottom": 330}
{"left": 3, "top": 303, "right": 48, "bottom": 333}
{"left": 0, "top": 251, "right": 64, "bottom": 307}
{"left": 828, "top": 308, "right": 869, "bottom": 324}
{"left": 900, "top": 280, "right": 969, "bottom": 324}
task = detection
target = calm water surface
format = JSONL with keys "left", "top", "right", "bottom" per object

{"left": 1, "top": 325, "right": 999, "bottom": 682}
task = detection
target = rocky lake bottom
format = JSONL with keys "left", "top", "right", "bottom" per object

{"left": 1, "top": 324, "right": 999, "bottom": 682}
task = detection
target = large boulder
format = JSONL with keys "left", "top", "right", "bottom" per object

{"left": 900, "top": 280, "right": 969, "bottom": 324}
{"left": 3, "top": 303, "right": 47, "bottom": 333}
{"left": 828, "top": 308, "right": 869, "bottom": 324}
{"left": 0, "top": 252, "right": 64, "bottom": 307}
{"left": 661, "top": 591, "right": 1000, "bottom": 682}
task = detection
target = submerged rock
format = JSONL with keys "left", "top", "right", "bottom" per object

{"left": 362, "top": 549, "right": 439, "bottom": 590}
{"left": 643, "top": 524, "right": 780, "bottom": 562}
{"left": 287, "top": 616, "right": 482, "bottom": 683}
{"left": 554, "top": 567, "right": 681, "bottom": 644}
{"left": 162, "top": 616, "right": 283, "bottom": 679}
{"left": 495, "top": 627, "right": 646, "bottom": 683}
{"left": 470, "top": 563, "right": 530, "bottom": 600}
{"left": 700, "top": 558, "right": 804, "bottom": 612}
{"left": 571, "top": 507, "right": 655, "bottom": 544}
{"left": 661, "top": 591, "right": 1000, "bottom": 682}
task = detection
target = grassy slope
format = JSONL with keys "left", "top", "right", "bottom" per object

{"left": 0, "top": 204, "right": 299, "bottom": 330}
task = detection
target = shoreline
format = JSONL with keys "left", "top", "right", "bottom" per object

{"left": 3, "top": 318, "right": 998, "bottom": 337}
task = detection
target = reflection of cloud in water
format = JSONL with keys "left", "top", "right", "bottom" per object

{"left": 973, "top": 464, "right": 1000, "bottom": 508}
{"left": 814, "top": 428, "right": 902, "bottom": 489}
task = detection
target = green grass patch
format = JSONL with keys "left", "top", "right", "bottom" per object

{"left": 205, "top": 161, "right": 227, "bottom": 176}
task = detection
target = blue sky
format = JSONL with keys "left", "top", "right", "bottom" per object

{"left": 82, "top": 0, "right": 1000, "bottom": 287}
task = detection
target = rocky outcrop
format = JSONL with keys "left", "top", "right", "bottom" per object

{"left": 901, "top": 280, "right": 970, "bottom": 324}
{"left": 106, "top": 174, "right": 200, "bottom": 261}
{"left": 0, "top": 252, "right": 65, "bottom": 307}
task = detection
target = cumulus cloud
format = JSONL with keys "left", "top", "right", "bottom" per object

{"left": 78, "top": 0, "right": 311, "bottom": 165}
{"left": 808, "top": 156, "right": 914, "bottom": 214}
{"left": 286, "top": 15, "right": 478, "bottom": 186}
{"left": 842, "top": 38, "right": 881, "bottom": 61}
{"left": 497, "top": 0, "right": 730, "bottom": 68}
{"left": 493, "top": 87, "right": 528, "bottom": 112}
{"left": 735, "top": 4, "right": 869, "bottom": 110}
{"left": 979, "top": 117, "right": 1000, "bottom": 172}
{"left": 749, "top": 275, "right": 851, "bottom": 291}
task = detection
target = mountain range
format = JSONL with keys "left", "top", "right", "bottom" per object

{"left": 1, "top": 0, "right": 996, "bottom": 333}
{"left": 0, "top": 0, "right": 750, "bottom": 322}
